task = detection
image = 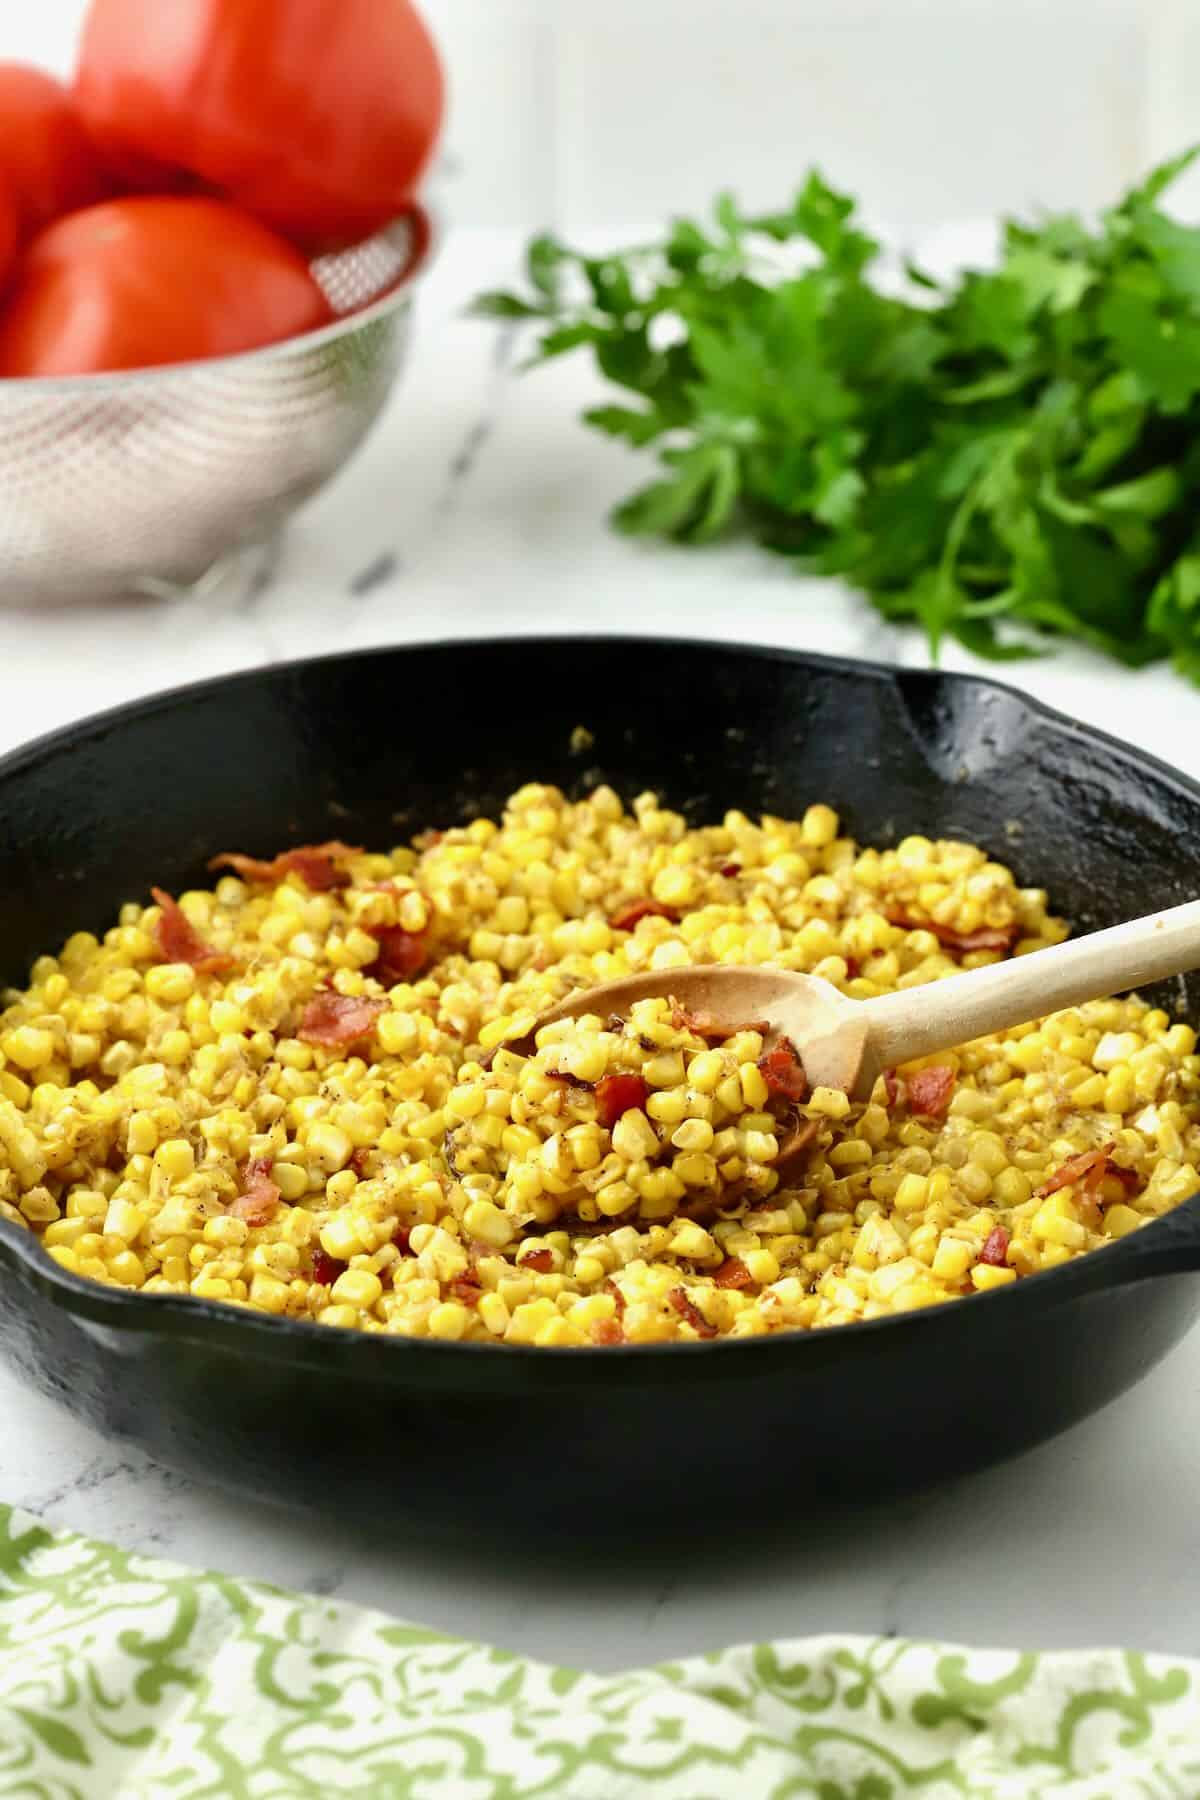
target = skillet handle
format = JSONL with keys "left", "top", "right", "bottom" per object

{"left": 1047, "top": 1192, "right": 1200, "bottom": 1299}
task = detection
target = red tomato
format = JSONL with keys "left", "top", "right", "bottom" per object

{"left": 0, "top": 198, "right": 333, "bottom": 378}
{"left": 75, "top": 0, "right": 444, "bottom": 252}
{"left": 0, "top": 64, "right": 108, "bottom": 241}
{"left": 0, "top": 183, "right": 17, "bottom": 293}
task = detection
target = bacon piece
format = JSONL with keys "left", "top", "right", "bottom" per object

{"left": 604, "top": 1277, "right": 627, "bottom": 1317}
{"left": 591, "top": 1318, "right": 625, "bottom": 1345}
{"left": 519, "top": 1248, "right": 555, "bottom": 1274}
{"left": 367, "top": 926, "right": 428, "bottom": 987}
{"left": 886, "top": 911, "right": 1018, "bottom": 956}
{"left": 228, "top": 1155, "right": 282, "bottom": 1226}
{"left": 151, "top": 888, "right": 235, "bottom": 974}
{"left": 757, "top": 1038, "right": 807, "bottom": 1103}
{"left": 978, "top": 1226, "right": 1010, "bottom": 1267}
{"left": 1036, "top": 1144, "right": 1139, "bottom": 1200}
{"left": 843, "top": 956, "right": 861, "bottom": 981}
{"left": 209, "top": 839, "right": 361, "bottom": 892}
{"left": 312, "top": 1249, "right": 347, "bottom": 1286}
{"left": 298, "top": 992, "right": 386, "bottom": 1047}
{"left": 714, "top": 1256, "right": 754, "bottom": 1290}
{"left": 349, "top": 1148, "right": 370, "bottom": 1177}
{"left": 392, "top": 1225, "right": 412, "bottom": 1254}
{"left": 907, "top": 1065, "right": 957, "bottom": 1118}
{"left": 594, "top": 1073, "right": 651, "bottom": 1128}
{"left": 670, "top": 1003, "right": 769, "bottom": 1043}
{"left": 720, "top": 862, "right": 741, "bottom": 878}
{"left": 668, "top": 1286, "right": 719, "bottom": 1339}
{"left": 609, "top": 898, "right": 681, "bottom": 931}
{"left": 449, "top": 1274, "right": 483, "bottom": 1306}
{"left": 883, "top": 1069, "right": 901, "bottom": 1107}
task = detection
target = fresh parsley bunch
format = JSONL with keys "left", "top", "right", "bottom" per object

{"left": 477, "top": 150, "right": 1200, "bottom": 678}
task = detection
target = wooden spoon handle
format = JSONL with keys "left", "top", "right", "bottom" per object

{"left": 860, "top": 898, "right": 1200, "bottom": 1074}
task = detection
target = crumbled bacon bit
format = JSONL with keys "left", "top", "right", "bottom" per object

{"left": 609, "top": 898, "right": 681, "bottom": 930}
{"left": 714, "top": 1257, "right": 754, "bottom": 1289}
{"left": 519, "top": 1249, "right": 555, "bottom": 1273}
{"left": 209, "top": 840, "right": 361, "bottom": 893}
{"left": 757, "top": 1038, "right": 807, "bottom": 1103}
{"left": 1036, "top": 1144, "right": 1139, "bottom": 1200}
{"left": 367, "top": 925, "right": 428, "bottom": 987}
{"left": 449, "top": 1274, "right": 483, "bottom": 1306}
{"left": 886, "top": 911, "right": 1019, "bottom": 956}
{"left": 591, "top": 1318, "right": 625, "bottom": 1345}
{"left": 349, "top": 1148, "right": 369, "bottom": 1177}
{"left": 978, "top": 1226, "right": 1010, "bottom": 1267}
{"left": 667, "top": 1286, "right": 719, "bottom": 1338}
{"left": 720, "top": 862, "right": 741, "bottom": 878}
{"left": 843, "top": 956, "right": 861, "bottom": 981}
{"left": 907, "top": 1065, "right": 957, "bottom": 1118}
{"left": 883, "top": 1069, "right": 901, "bottom": 1107}
{"left": 670, "top": 1003, "right": 769, "bottom": 1043}
{"left": 298, "top": 992, "right": 386, "bottom": 1046}
{"left": 312, "top": 1249, "right": 346, "bottom": 1285}
{"left": 604, "top": 1277, "right": 627, "bottom": 1316}
{"left": 228, "top": 1154, "right": 282, "bottom": 1226}
{"left": 150, "top": 888, "right": 235, "bottom": 975}
{"left": 392, "top": 1225, "right": 412, "bottom": 1254}
{"left": 594, "top": 1073, "right": 651, "bottom": 1127}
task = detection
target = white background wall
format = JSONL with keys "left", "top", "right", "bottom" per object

{"left": 11, "top": 0, "right": 1200, "bottom": 233}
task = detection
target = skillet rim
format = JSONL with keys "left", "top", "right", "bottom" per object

{"left": 3, "top": 631, "right": 1200, "bottom": 1375}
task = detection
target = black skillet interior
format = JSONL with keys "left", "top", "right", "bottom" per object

{"left": 3, "top": 635, "right": 1200, "bottom": 1533}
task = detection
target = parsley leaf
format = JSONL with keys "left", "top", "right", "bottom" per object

{"left": 475, "top": 151, "right": 1200, "bottom": 683}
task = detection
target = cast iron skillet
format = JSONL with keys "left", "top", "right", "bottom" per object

{"left": 3, "top": 636, "right": 1200, "bottom": 1536}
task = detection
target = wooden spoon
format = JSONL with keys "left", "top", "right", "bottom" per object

{"left": 516, "top": 900, "right": 1200, "bottom": 1116}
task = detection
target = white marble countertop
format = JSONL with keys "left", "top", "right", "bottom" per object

{"left": 4, "top": 228, "right": 1200, "bottom": 1673}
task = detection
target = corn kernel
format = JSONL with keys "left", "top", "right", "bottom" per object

{"left": 317, "top": 1305, "right": 360, "bottom": 1330}
{"left": 477, "top": 1291, "right": 510, "bottom": 1335}
{"left": 428, "top": 1300, "right": 472, "bottom": 1340}
{"left": 809, "top": 1086, "right": 851, "bottom": 1119}
{"left": 248, "top": 1272, "right": 290, "bottom": 1314}
{"left": 145, "top": 964, "right": 196, "bottom": 1004}
{"left": 686, "top": 1051, "right": 725, "bottom": 1094}
{"left": 931, "top": 1237, "right": 973, "bottom": 1281}
{"left": 670, "top": 1117, "right": 714, "bottom": 1154}
{"left": 463, "top": 1198, "right": 515, "bottom": 1247}
{"left": 1102, "top": 1204, "right": 1142, "bottom": 1239}
{"left": 970, "top": 1264, "right": 1017, "bottom": 1291}
{"left": 307, "top": 1123, "right": 353, "bottom": 1173}
{"left": 3, "top": 1027, "right": 55, "bottom": 1071}
{"left": 331, "top": 1269, "right": 383, "bottom": 1310}
{"left": 154, "top": 1139, "right": 195, "bottom": 1182}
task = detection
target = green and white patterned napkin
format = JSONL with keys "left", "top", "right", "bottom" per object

{"left": 0, "top": 1502, "right": 1196, "bottom": 1799}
